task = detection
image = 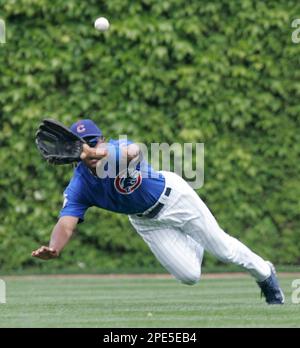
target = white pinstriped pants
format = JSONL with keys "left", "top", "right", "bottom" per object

{"left": 129, "top": 171, "right": 271, "bottom": 285}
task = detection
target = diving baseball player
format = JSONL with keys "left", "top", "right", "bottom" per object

{"left": 32, "top": 119, "right": 284, "bottom": 304}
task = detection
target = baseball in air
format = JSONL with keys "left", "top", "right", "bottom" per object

{"left": 94, "top": 17, "right": 110, "bottom": 32}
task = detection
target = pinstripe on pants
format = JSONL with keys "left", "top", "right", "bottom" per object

{"left": 129, "top": 171, "right": 271, "bottom": 284}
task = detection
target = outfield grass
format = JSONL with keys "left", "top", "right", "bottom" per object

{"left": 0, "top": 275, "right": 299, "bottom": 328}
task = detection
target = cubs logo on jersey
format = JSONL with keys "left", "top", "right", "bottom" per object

{"left": 114, "top": 170, "right": 142, "bottom": 194}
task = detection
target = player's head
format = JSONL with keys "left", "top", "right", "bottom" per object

{"left": 70, "top": 119, "right": 105, "bottom": 169}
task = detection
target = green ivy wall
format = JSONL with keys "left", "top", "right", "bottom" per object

{"left": 0, "top": 0, "right": 299, "bottom": 272}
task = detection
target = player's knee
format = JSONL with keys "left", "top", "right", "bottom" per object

{"left": 217, "top": 247, "right": 236, "bottom": 263}
{"left": 214, "top": 236, "right": 239, "bottom": 263}
{"left": 181, "top": 278, "right": 199, "bottom": 285}
{"left": 180, "top": 270, "right": 201, "bottom": 285}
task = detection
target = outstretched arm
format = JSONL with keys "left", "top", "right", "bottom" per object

{"left": 80, "top": 143, "right": 140, "bottom": 161}
{"left": 80, "top": 143, "right": 108, "bottom": 160}
{"left": 32, "top": 216, "right": 78, "bottom": 260}
{"left": 123, "top": 143, "right": 141, "bottom": 161}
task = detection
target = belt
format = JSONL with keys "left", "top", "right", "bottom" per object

{"left": 137, "top": 187, "right": 172, "bottom": 219}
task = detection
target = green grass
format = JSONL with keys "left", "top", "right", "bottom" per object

{"left": 0, "top": 275, "right": 299, "bottom": 328}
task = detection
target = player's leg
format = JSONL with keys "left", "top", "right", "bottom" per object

{"left": 129, "top": 216, "right": 204, "bottom": 285}
{"left": 184, "top": 207, "right": 271, "bottom": 281}
{"left": 160, "top": 171, "right": 271, "bottom": 281}
{"left": 182, "top": 190, "right": 270, "bottom": 280}
{"left": 180, "top": 196, "right": 284, "bottom": 303}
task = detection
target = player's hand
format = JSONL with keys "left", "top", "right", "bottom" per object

{"left": 31, "top": 246, "right": 59, "bottom": 260}
{"left": 80, "top": 144, "right": 108, "bottom": 160}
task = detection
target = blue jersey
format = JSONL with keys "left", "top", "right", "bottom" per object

{"left": 59, "top": 139, "right": 165, "bottom": 222}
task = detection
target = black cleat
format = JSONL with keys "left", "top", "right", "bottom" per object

{"left": 257, "top": 262, "right": 285, "bottom": 305}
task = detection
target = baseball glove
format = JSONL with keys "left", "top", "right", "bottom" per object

{"left": 35, "top": 119, "right": 86, "bottom": 165}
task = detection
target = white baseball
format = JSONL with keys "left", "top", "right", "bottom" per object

{"left": 94, "top": 17, "right": 110, "bottom": 32}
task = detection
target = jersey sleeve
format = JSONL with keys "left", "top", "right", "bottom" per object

{"left": 59, "top": 178, "right": 90, "bottom": 223}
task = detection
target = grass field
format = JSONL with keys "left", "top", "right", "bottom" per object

{"left": 0, "top": 274, "right": 299, "bottom": 328}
